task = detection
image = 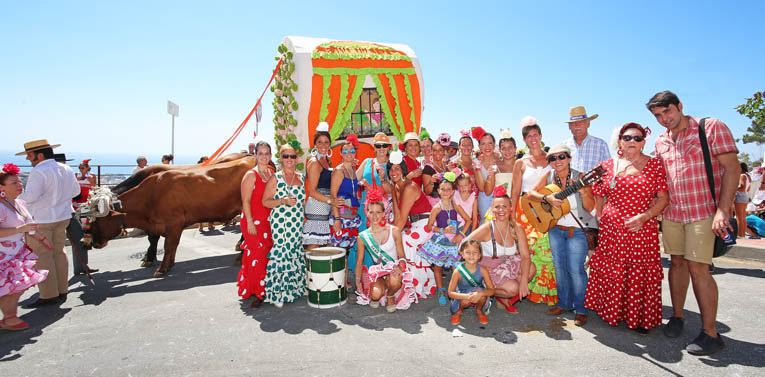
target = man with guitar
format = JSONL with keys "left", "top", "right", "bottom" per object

{"left": 527, "top": 145, "right": 598, "bottom": 326}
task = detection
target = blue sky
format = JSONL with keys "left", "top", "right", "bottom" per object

{"left": 2, "top": 1, "right": 764, "bottom": 166}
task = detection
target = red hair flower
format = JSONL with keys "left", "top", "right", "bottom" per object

{"left": 398, "top": 142, "right": 405, "bottom": 151}
{"left": 366, "top": 188, "right": 385, "bottom": 205}
{"left": 471, "top": 126, "right": 487, "bottom": 141}
{"left": 492, "top": 185, "right": 507, "bottom": 197}
{"left": 2, "top": 163, "right": 20, "bottom": 175}
{"left": 346, "top": 133, "right": 359, "bottom": 148}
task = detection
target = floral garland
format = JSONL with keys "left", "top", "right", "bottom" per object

{"left": 271, "top": 43, "right": 304, "bottom": 170}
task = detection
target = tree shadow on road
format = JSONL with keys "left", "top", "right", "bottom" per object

{"left": 0, "top": 307, "right": 71, "bottom": 362}
{"left": 584, "top": 305, "right": 764, "bottom": 373}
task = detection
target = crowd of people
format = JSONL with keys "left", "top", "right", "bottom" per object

{"left": 1, "top": 90, "right": 741, "bottom": 356}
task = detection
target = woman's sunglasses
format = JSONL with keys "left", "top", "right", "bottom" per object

{"left": 341, "top": 149, "right": 356, "bottom": 155}
{"left": 547, "top": 153, "right": 569, "bottom": 162}
{"left": 281, "top": 154, "right": 297, "bottom": 159}
{"left": 622, "top": 135, "right": 645, "bottom": 142}
{"left": 374, "top": 144, "right": 390, "bottom": 149}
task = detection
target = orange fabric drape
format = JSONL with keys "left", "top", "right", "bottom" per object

{"left": 376, "top": 73, "right": 403, "bottom": 137}
{"left": 312, "top": 58, "right": 413, "bottom": 70}
{"left": 323, "top": 75, "right": 343, "bottom": 131}
{"left": 408, "top": 74, "right": 422, "bottom": 134}
{"left": 393, "top": 74, "right": 413, "bottom": 134}
{"left": 307, "top": 74, "right": 325, "bottom": 149}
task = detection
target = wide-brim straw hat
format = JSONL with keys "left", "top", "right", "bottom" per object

{"left": 17, "top": 139, "right": 61, "bottom": 155}
{"left": 563, "top": 105, "right": 599, "bottom": 123}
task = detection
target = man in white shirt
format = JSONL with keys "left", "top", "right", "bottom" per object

{"left": 562, "top": 106, "right": 611, "bottom": 173}
{"left": 17, "top": 140, "right": 80, "bottom": 307}
{"left": 133, "top": 156, "right": 148, "bottom": 173}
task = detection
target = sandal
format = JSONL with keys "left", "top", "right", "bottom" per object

{"left": 450, "top": 313, "right": 461, "bottom": 325}
{"left": 386, "top": 295, "right": 397, "bottom": 313}
{"left": 477, "top": 311, "right": 489, "bottom": 325}
{"left": 0, "top": 318, "right": 30, "bottom": 331}
{"left": 437, "top": 288, "right": 448, "bottom": 306}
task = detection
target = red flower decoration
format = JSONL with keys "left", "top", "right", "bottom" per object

{"left": 471, "top": 126, "right": 487, "bottom": 141}
{"left": 82, "top": 159, "right": 91, "bottom": 164}
{"left": 398, "top": 142, "right": 405, "bottom": 151}
{"left": 346, "top": 133, "right": 359, "bottom": 147}
{"left": 2, "top": 163, "right": 20, "bottom": 175}
{"left": 366, "top": 188, "right": 385, "bottom": 205}
{"left": 493, "top": 185, "right": 507, "bottom": 197}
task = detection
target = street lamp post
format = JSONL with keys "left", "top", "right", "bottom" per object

{"left": 167, "top": 100, "right": 179, "bottom": 160}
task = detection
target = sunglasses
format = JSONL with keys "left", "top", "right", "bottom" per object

{"left": 375, "top": 144, "right": 391, "bottom": 149}
{"left": 547, "top": 153, "right": 569, "bottom": 162}
{"left": 281, "top": 154, "right": 297, "bottom": 159}
{"left": 622, "top": 135, "right": 645, "bottom": 142}
{"left": 341, "top": 149, "right": 356, "bottom": 155}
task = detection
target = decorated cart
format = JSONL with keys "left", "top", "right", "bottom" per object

{"left": 271, "top": 36, "right": 425, "bottom": 168}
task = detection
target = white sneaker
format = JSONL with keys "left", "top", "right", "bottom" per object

{"left": 274, "top": 302, "right": 284, "bottom": 309}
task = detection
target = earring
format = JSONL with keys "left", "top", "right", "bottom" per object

{"left": 617, "top": 148, "right": 624, "bottom": 157}
{"left": 0, "top": 191, "right": 5, "bottom": 198}
{"left": 327, "top": 149, "right": 333, "bottom": 158}
{"left": 310, "top": 148, "right": 318, "bottom": 157}
{"left": 378, "top": 219, "right": 387, "bottom": 227}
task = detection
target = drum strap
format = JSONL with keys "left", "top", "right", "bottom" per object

{"left": 360, "top": 229, "right": 395, "bottom": 264}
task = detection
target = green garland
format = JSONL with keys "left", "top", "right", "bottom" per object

{"left": 371, "top": 74, "right": 403, "bottom": 141}
{"left": 271, "top": 43, "right": 304, "bottom": 171}
{"left": 330, "top": 75, "right": 365, "bottom": 142}
{"left": 311, "top": 42, "right": 412, "bottom": 62}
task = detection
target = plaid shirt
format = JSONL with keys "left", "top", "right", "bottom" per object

{"left": 654, "top": 116, "right": 738, "bottom": 224}
{"left": 564, "top": 134, "right": 611, "bottom": 173}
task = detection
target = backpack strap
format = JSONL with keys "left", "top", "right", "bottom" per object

{"left": 697, "top": 118, "right": 717, "bottom": 205}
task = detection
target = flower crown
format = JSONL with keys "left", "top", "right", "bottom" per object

{"left": 2, "top": 163, "right": 20, "bottom": 175}
{"left": 365, "top": 188, "right": 385, "bottom": 205}
{"left": 493, "top": 185, "right": 507, "bottom": 197}
{"left": 436, "top": 133, "right": 451, "bottom": 147}
{"left": 346, "top": 133, "right": 359, "bottom": 148}
{"left": 471, "top": 126, "right": 487, "bottom": 141}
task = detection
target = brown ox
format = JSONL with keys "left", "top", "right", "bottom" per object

{"left": 85, "top": 155, "right": 256, "bottom": 277}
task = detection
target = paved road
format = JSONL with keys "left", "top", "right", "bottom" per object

{"left": 2, "top": 226, "right": 764, "bottom": 376}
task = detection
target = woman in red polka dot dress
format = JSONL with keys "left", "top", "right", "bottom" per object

{"left": 237, "top": 141, "right": 275, "bottom": 308}
{"left": 585, "top": 122, "right": 669, "bottom": 335}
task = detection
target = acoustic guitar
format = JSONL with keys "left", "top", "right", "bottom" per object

{"left": 520, "top": 166, "right": 605, "bottom": 233}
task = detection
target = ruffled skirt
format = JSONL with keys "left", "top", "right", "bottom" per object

{"left": 0, "top": 240, "right": 48, "bottom": 297}
{"left": 402, "top": 219, "right": 436, "bottom": 299}
{"left": 355, "top": 262, "right": 416, "bottom": 310}
{"left": 417, "top": 232, "right": 460, "bottom": 267}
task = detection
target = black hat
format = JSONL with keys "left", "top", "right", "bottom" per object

{"left": 53, "top": 153, "right": 74, "bottom": 163}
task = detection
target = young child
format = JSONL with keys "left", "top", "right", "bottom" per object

{"left": 448, "top": 239, "right": 495, "bottom": 325}
{"left": 452, "top": 173, "right": 478, "bottom": 234}
{"left": 418, "top": 172, "right": 472, "bottom": 305}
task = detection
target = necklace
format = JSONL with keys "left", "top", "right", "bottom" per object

{"left": 257, "top": 165, "right": 272, "bottom": 182}
{"left": 554, "top": 170, "right": 571, "bottom": 189}
{"left": 283, "top": 170, "right": 297, "bottom": 198}
{"left": 494, "top": 219, "right": 511, "bottom": 248}
{"left": 431, "top": 159, "right": 446, "bottom": 173}
{"left": 342, "top": 163, "right": 357, "bottom": 200}
{"left": 371, "top": 225, "right": 388, "bottom": 245}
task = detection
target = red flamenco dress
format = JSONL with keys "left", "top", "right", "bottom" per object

{"left": 237, "top": 170, "right": 274, "bottom": 300}
{"left": 585, "top": 157, "right": 667, "bottom": 330}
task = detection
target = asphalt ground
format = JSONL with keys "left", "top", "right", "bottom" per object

{"left": 2, "top": 225, "right": 764, "bottom": 376}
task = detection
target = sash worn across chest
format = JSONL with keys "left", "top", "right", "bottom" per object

{"left": 360, "top": 229, "right": 395, "bottom": 264}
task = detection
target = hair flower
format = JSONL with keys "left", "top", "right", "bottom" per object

{"left": 398, "top": 142, "right": 405, "bottom": 151}
{"left": 346, "top": 133, "right": 359, "bottom": 147}
{"left": 459, "top": 129, "right": 471, "bottom": 137}
{"left": 493, "top": 185, "right": 507, "bottom": 197}
{"left": 2, "top": 163, "right": 20, "bottom": 175}
{"left": 389, "top": 150, "right": 404, "bottom": 165}
{"left": 451, "top": 167, "right": 463, "bottom": 177}
{"left": 436, "top": 133, "right": 451, "bottom": 147}
{"left": 471, "top": 126, "right": 487, "bottom": 141}
{"left": 443, "top": 172, "right": 456, "bottom": 183}
{"left": 365, "top": 188, "right": 385, "bottom": 205}
{"left": 288, "top": 139, "right": 301, "bottom": 151}
{"left": 419, "top": 129, "right": 431, "bottom": 141}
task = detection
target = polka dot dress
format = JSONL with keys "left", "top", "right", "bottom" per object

{"left": 264, "top": 171, "right": 307, "bottom": 304}
{"left": 585, "top": 157, "right": 667, "bottom": 330}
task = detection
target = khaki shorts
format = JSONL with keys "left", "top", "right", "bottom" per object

{"left": 662, "top": 216, "right": 715, "bottom": 265}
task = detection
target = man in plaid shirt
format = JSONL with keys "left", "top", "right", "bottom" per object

{"left": 563, "top": 105, "right": 611, "bottom": 173}
{"left": 649, "top": 90, "right": 740, "bottom": 356}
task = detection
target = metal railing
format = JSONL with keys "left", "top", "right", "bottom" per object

{"left": 17, "top": 164, "right": 136, "bottom": 188}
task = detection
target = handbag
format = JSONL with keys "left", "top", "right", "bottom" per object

{"left": 698, "top": 118, "right": 736, "bottom": 258}
{"left": 571, "top": 213, "right": 598, "bottom": 250}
